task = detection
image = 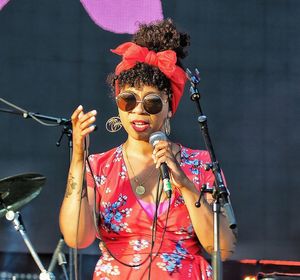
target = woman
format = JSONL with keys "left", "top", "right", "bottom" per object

{"left": 59, "top": 19, "right": 236, "bottom": 280}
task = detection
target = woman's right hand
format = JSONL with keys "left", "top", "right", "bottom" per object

{"left": 71, "top": 105, "right": 97, "bottom": 159}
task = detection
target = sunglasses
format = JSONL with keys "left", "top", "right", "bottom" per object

{"left": 116, "top": 92, "right": 168, "bottom": 115}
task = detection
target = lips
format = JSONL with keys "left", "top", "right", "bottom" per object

{"left": 131, "top": 120, "right": 150, "bottom": 132}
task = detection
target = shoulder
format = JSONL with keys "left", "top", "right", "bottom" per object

{"left": 179, "top": 145, "right": 213, "bottom": 186}
{"left": 88, "top": 145, "right": 123, "bottom": 169}
{"left": 180, "top": 145, "right": 211, "bottom": 166}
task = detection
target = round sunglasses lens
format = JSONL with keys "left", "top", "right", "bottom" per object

{"left": 143, "top": 94, "right": 163, "bottom": 114}
{"left": 117, "top": 93, "right": 136, "bottom": 111}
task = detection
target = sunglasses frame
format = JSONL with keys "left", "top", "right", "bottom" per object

{"left": 116, "top": 91, "right": 168, "bottom": 115}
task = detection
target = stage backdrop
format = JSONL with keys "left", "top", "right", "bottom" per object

{"left": 0, "top": 0, "right": 300, "bottom": 262}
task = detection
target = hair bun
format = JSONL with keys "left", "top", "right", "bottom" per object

{"left": 132, "top": 18, "right": 190, "bottom": 61}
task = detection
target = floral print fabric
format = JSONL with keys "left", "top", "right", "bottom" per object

{"left": 86, "top": 145, "right": 215, "bottom": 280}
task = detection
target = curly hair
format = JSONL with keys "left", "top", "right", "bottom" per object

{"left": 108, "top": 18, "right": 190, "bottom": 109}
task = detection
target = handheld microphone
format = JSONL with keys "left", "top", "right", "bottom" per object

{"left": 149, "top": 131, "right": 172, "bottom": 198}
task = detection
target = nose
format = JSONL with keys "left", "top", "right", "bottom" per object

{"left": 132, "top": 100, "right": 147, "bottom": 114}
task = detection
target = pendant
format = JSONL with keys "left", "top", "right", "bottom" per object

{"left": 135, "top": 185, "right": 145, "bottom": 195}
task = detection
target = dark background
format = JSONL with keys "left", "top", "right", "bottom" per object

{"left": 0, "top": 0, "right": 299, "bottom": 266}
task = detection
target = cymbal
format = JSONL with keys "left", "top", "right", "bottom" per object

{"left": 0, "top": 173, "right": 45, "bottom": 218}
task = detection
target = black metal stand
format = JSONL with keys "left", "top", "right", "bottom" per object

{"left": 186, "top": 69, "right": 237, "bottom": 280}
{"left": 0, "top": 97, "right": 72, "bottom": 280}
{"left": 0, "top": 198, "right": 55, "bottom": 280}
{"left": 48, "top": 238, "right": 69, "bottom": 280}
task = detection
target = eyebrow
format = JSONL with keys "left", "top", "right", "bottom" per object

{"left": 122, "top": 90, "right": 162, "bottom": 96}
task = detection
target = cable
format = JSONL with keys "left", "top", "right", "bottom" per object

{"left": 86, "top": 149, "right": 157, "bottom": 268}
{"left": 146, "top": 176, "right": 163, "bottom": 280}
{"left": 85, "top": 145, "right": 173, "bottom": 280}
{"left": 147, "top": 189, "right": 171, "bottom": 280}
{"left": 72, "top": 138, "right": 89, "bottom": 280}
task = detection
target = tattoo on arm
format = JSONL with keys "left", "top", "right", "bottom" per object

{"left": 65, "top": 174, "right": 78, "bottom": 198}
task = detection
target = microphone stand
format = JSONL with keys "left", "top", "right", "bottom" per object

{"left": 186, "top": 69, "right": 237, "bottom": 280}
{"left": 48, "top": 237, "right": 69, "bottom": 280}
{"left": 0, "top": 97, "right": 73, "bottom": 280}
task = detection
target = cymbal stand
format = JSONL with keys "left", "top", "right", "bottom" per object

{"left": 5, "top": 209, "right": 55, "bottom": 280}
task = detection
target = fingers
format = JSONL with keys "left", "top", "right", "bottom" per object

{"left": 152, "top": 140, "right": 170, "bottom": 155}
{"left": 154, "top": 154, "right": 173, "bottom": 169}
{"left": 71, "top": 105, "right": 84, "bottom": 122}
{"left": 70, "top": 105, "right": 97, "bottom": 159}
{"left": 79, "top": 110, "right": 97, "bottom": 126}
{"left": 152, "top": 141, "right": 174, "bottom": 169}
{"left": 80, "top": 113, "right": 96, "bottom": 133}
{"left": 71, "top": 105, "right": 97, "bottom": 149}
{"left": 152, "top": 141, "right": 190, "bottom": 190}
{"left": 81, "top": 124, "right": 96, "bottom": 137}
{"left": 72, "top": 106, "right": 97, "bottom": 132}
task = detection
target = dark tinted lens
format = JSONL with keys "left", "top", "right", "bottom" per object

{"left": 143, "top": 94, "right": 163, "bottom": 114}
{"left": 116, "top": 92, "right": 137, "bottom": 111}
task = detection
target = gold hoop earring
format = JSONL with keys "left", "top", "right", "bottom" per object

{"left": 106, "top": 116, "right": 122, "bottom": 133}
{"left": 163, "top": 117, "right": 171, "bottom": 136}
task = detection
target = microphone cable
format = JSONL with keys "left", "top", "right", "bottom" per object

{"left": 146, "top": 183, "right": 171, "bottom": 280}
{"left": 86, "top": 149, "right": 159, "bottom": 269}
{"left": 146, "top": 175, "right": 163, "bottom": 279}
{"left": 73, "top": 137, "right": 89, "bottom": 280}
{"left": 85, "top": 145, "right": 173, "bottom": 276}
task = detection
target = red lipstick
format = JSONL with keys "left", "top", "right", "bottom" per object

{"left": 131, "top": 120, "right": 150, "bottom": 132}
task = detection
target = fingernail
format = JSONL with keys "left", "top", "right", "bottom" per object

{"left": 92, "top": 110, "right": 97, "bottom": 115}
{"left": 78, "top": 105, "right": 83, "bottom": 110}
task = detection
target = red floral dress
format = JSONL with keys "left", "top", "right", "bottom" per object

{"left": 86, "top": 144, "right": 215, "bottom": 280}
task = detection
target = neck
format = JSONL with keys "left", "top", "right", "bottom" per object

{"left": 125, "top": 136, "right": 153, "bottom": 157}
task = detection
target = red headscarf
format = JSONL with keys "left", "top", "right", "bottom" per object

{"left": 111, "top": 42, "right": 187, "bottom": 114}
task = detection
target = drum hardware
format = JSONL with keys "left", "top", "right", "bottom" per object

{"left": 0, "top": 173, "right": 44, "bottom": 217}
{"left": 0, "top": 98, "right": 74, "bottom": 279}
{"left": 0, "top": 173, "right": 56, "bottom": 280}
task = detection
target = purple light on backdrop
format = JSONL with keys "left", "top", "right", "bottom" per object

{"left": 80, "top": 0, "right": 164, "bottom": 34}
{"left": 0, "top": 0, "right": 10, "bottom": 10}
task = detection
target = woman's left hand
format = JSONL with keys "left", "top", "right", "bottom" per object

{"left": 152, "top": 140, "right": 190, "bottom": 190}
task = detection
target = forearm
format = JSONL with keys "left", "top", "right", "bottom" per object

{"left": 59, "top": 155, "right": 96, "bottom": 248}
{"left": 180, "top": 180, "right": 237, "bottom": 260}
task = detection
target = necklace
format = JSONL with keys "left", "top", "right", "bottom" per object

{"left": 123, "top": 144, "right": 156, "bottom": 196}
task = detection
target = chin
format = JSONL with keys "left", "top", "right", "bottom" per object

{"left": 128, "top": 129, "right": 152, "bottom": 141}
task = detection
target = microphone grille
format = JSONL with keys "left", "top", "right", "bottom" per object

{"left": 149, "top": 131, "right": 167, "bottom": 146}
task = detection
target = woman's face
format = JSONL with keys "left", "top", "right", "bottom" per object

{"left": 117, "top": 84, "right": 172, "bottom": 141}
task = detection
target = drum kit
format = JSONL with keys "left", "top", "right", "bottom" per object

{"left": 0, "top": 172, "right": 69, "bottom": 280}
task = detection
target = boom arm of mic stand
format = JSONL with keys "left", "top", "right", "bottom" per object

{"left": 0, "top": 97, "right": 71, "bottom": 125}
